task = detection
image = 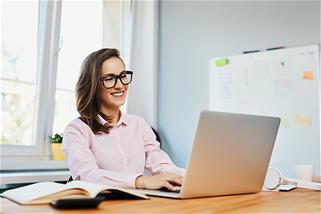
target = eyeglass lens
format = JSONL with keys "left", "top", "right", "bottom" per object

{"left": 101, "top": 71, "right": 132, "bottom": 89}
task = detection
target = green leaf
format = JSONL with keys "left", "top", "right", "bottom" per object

{"left": 48, "top": 133, "right": 63, "bottom": 143}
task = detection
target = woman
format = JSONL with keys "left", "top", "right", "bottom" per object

{"left": 62, "top": 48, "right": 184, "bottom": 191}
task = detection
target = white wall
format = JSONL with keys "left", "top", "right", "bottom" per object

{"left": 158, "top": 1, "right": 320, "bottom": 177}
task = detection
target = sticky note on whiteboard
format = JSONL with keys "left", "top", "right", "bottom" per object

{"left": 303, "top": 71, "right": 314, "bottom": 80}
{"left": 215, "top": 58, "right": 229, "bottom": 67}
{"left": 294, "top": 115, "right": 311, "bottom": 126}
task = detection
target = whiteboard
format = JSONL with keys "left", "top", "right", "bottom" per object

{"left": 209, "top": 44, "right": 320, "bottom": 177}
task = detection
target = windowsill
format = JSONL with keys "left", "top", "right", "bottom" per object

{"left": 1, "top": 159, "right": 68, "bottom": 170}
{"left": 0, "top": 170, "right": 71, "bottom": 186}
{"left": 0, "top": 160, "right": 70, "bottom": 186}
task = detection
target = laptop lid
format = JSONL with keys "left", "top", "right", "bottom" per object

{"left": 180, "top": 110, "right": 280, "bottom": 198}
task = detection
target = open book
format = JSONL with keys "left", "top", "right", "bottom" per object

{"left": 0, "top": 180, "right": 148, "bottom": 205}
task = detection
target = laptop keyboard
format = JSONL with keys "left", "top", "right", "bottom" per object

{"left": 159, "top": 187, "right": 181, "bottom": 193}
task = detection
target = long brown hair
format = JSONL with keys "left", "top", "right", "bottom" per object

{"left": 76, "top": 48, "right": 123, "bottom": 134}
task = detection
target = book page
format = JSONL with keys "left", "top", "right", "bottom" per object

{"left": 30, "top": 189, "right": 89, "bottom": 204}
{"left": 1, "top": 182, "right": 67, "bottom": 204}
{"left": 65, "top": 181, "right": 148, "bottom": 199}
{"left": 65, "top": 180, "right": 113, "bottom": 197}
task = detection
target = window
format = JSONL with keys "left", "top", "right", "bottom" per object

{"left": 53, "top": 0, "right": 125, "bottom": 134}
{"left": 53, "top": 1, "right": 103, "bottom": 134}
{"left": 1, "top": 1, "right": 62, "bottom": 158}
{"left": 1, "top": 0, "right": 124, "bottom": 163}
{"left": 1, "top": 1, "right": 38, "bottom": 146}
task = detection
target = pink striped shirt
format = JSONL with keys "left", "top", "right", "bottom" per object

{"left": 62, "top": 113, "right": 185, "bottom": 188}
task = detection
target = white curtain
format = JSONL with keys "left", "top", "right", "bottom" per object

{"left": 122, "top": 0, "right": 158, "bottom": 128}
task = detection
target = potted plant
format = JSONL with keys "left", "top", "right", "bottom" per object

{"left": 49, "top": 133, "right": 64, "bottom": 160}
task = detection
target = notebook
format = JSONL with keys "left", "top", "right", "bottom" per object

{"left": 133, "top": 110, "right": 280, "bottom": 198}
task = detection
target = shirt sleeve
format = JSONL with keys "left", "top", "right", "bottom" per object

{"left": 140, "top": 117, "right": 186, "bottom": 176}
{"left": 62, "top": 121, "right": 142, "bottom": 189}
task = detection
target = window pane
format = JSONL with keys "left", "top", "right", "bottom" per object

{"left": 53, "top": 1, "right": 103, "bottom": 133}
{"left": 1, "top": 1, "right": 38, "bottom": 145}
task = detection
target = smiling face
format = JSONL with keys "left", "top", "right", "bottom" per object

{"left": 99, "top": 57, "right": 128, "bottom": 115}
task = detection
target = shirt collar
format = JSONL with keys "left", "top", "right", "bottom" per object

{"left": 97, "top": 111, "right": 128, "bottom": 127}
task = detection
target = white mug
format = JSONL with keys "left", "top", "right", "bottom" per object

{"left": 295, "top": 165, "right": 314, "bottom": 181}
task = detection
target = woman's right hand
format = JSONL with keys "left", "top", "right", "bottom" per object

{"left": 135, "top": 172, "right": 183, "bottom": 191}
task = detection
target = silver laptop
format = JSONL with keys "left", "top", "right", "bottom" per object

{"left": 133, "top": 110, "right": 280, "bottom": 199}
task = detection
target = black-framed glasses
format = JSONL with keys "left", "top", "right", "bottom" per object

{"left": 100, "top": 71, "right": 133, "bottom": 89}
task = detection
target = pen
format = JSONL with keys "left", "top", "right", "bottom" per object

{"left": 243, "top": 50, "right": 260, "bottom": 54}
{"left": 266, "top": 46, "right": 285, "bottom": 51}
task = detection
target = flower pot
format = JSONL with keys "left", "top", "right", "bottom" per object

{"left": 50, "top": 143, "right": 64, "bottom": 160}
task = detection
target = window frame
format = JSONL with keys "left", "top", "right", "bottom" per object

{"left": 1, "top": 1, "right": 62, "bottom": 159}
